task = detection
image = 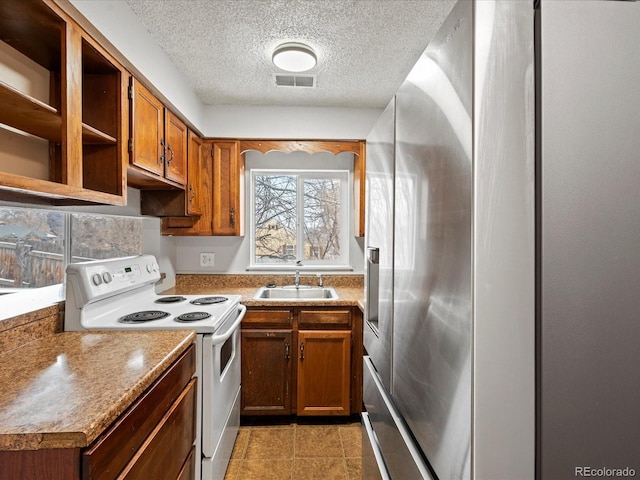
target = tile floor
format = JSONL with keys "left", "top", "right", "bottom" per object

{"left": 224, "top": 417, "right": 363, "bottom": 480}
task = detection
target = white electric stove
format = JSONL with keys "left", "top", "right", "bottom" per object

{"left": 64, "top": 254, "right": 245, "bottom": 480}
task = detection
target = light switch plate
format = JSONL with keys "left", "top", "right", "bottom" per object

{"left": 200, "top": 252, "right": 215, "bottom": 267}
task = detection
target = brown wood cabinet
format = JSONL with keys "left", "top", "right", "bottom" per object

{"left": 241, "top": 330, "right": 293, "bottom": 415}
{"left": 128, "top": 77, "right": 187, "bottom": 190}
{"left": 141, "top": 129, "right": 208, "bottom": 223}
{"left": 159, "top": 139, "right": 244, "bottom": 236}
{"left": 0, "top": 0, "right": 128, "bottom": 206}
{"left": 241, "top": 306, "right": 361, "bottom": 416}
{"left": 240, "top": 309, "right": 293, "bottom": 415}
{"left": 159, "top": 135, "right": 213, "bottom": 235}
{"left": 164, "top": 110, "right": 188, "bottom": 185}
{"left": 211, "top": 140, "right": 244, "bottom": 236}
{"left": 128, "top": 79, "right": 163, "bottom": 179}
{"left": 186, "top": 132, "right": 204, "bottom": 216}
{"left": 353, "top": 141, "right": 366, "bottom": 237}
{"left": 0, "top": 345, "right": 197, "bottom": 480}
{"left": 297, "top": 330, "right": 351, "bottom": 416}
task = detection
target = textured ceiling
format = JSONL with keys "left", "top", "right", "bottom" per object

{"left": 124, "top": 0, "right": 456, "bottom": 108}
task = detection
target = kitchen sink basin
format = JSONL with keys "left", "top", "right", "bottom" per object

{"left": 253, "top": 286, "right": 339, "bottom": 300}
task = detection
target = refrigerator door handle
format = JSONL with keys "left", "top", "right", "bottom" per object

{"left": 367, "top": 247, "right": 380, "bottom": 264}
{"left": 362, "top": 412, "right": 391, "bottom": 480}
{"left": 366, "top": 247, "right": 380, "bottom": 336}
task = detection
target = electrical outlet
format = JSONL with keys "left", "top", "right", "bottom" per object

{"left": 200, "top": 252, "right": 215, "bottom": 267}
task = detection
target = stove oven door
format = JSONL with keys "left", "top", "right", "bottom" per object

{"left": 201, "top": 304, "right": 246, "bottom": 479}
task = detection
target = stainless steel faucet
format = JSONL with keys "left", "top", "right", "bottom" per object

{"left": 294, "top": 270, "right": 300, "bottom": 287}
{"left": 316, "top": 273, "right": 323, "bottom": 287}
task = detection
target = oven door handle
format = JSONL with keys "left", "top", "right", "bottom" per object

{"left": 209, "top": 304, "right": 246, "bottom": 345}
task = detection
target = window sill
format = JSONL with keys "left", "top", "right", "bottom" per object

{"left": 0, "top": 284, "right": 64, "bottom": 322}
{"left": 246, "top": 265, "right": 354, "bottom": 272}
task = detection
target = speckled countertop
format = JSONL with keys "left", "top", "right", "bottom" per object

{"left": 168, "top": 285, "right": 364, "bottom": 308}
{"left": 0, "top": 330, "right": 195, "bottom": 451}
{"left": 164, "top": 274, "right": 365, "bottom": 310}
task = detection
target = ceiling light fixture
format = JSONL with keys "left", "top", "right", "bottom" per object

{"left": 272, "top": 42, "right": 317, "bottom": 73}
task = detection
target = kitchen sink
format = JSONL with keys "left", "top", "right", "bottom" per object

{"left": 253, "top": 286, "right": 339, "bottom": 300}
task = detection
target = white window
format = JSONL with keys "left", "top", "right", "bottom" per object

{"left": 0, "top": 209, "right": 65, "bottom": 289}
{"left": 0, "top": 207, "right": 142, "bottom": 291}
{"left": 250, "top": 169, "right": 349, "bottom": 268}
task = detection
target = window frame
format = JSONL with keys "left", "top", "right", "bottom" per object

{"left": 249, "top": 168, "right": 350, "bottom": 270}
{"left": 0, "top": 207, "right": 144, "bottom": 320}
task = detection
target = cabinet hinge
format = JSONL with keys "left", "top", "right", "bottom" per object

{"left": 128, "top": 85, "right": 134, "bottom": 100}
{"left": 128, "top": 138, "right": 133, "bottom": 153}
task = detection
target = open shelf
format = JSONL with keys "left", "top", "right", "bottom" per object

{"left": 0, "top": 81, "right": 60, "bottom": 140}
{"left": 0, "top": 0, "right": 127, "bottom": 206}
{"left": 0, "top": 0, "right": 63, "bottom": 72}
{"left": 82, "top": 123, "right": 117, "bottom": 144}
{"left": 0, "top": 170, "right": 125, "bottom": 206}
{"left": 0, "top": 81, "right": 116, "bottom": 145}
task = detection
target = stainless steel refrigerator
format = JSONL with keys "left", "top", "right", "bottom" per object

{"left": 362, "top": 1, "right": 640, "bottom": 479}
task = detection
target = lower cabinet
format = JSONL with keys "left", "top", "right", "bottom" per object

{"left": 0, "top": 345, "right": 196, "bottom": 480}
{"left": 111, "top": 380, "right": 195, "bottom": 480}
{"left": 297, "top": 330, "right": 351, "bottom": 416}
{"left": 241, "top": 330, "right": 293, "bottom": 415}
{"left": 240, "top": 307, "right": 361, "bottom": 416}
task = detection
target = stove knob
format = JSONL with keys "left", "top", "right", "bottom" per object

{"left": 102, "top": 272, "right": 113, "bottom": 283}
{"left": 146, "top": 263, "right": 153, "bottom": 273}
{"left": 91, "top": 273, "right": 103, "bottom": 286}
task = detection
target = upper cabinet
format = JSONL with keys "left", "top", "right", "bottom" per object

{"left": 0, "top": 0, "right": 128, "bottom": 206}
{"left": 158, "top": 139, "right": 243, "bottom": 237}
{"left": 164, "top": 110, "right": 188, "bottom": 185}
{"left": 128, "top": 78, "right": 187, "bottom": 189}
{"left": 158, "top": 139, "right": 366, "bottom": 237}
{"left": 145, "top": 129, "right": 211, "bottom": 231}
{"left": 212, "top": 140, "right": 244, "bottom": 236}
{"left": 353, "top": 142, "right": 366, "bottom": 238}
{"left": 128, "top": 79, "right": 163, "bottom": 179}
{"left": 186, "top": 131, "right": 204, "bottom": 216}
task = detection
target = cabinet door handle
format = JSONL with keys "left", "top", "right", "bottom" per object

{"left": 229, "top": 207, "right": 235, "bottom": 227}
{"left": 159, "top": 139, "right": 166, "bottom": 165}
{"left": 166, "top": 144, "right": 174, "bottom": 166}
{"left": 285, "top": 341, "right": 290, "bottom": 361}
{"left": 300, "top": 342, "right": 304, "bottom": 360}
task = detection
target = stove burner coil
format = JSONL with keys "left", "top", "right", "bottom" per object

{"left": 190, "top": 296, "right": 228, "bottom": 305}
{"left": 154, "top": 296, "right": 187, "bottom": 304}
{"left": 175, "top": 312, "right": 212, "bottom": 323}
{"left": 119, "top": 310, "right": 170, "bottom": 323}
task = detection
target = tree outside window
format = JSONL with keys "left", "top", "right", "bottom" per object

{"left": 252, "top": 170, "right": 348, "bottom": 267}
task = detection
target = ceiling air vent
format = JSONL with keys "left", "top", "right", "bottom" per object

{"left": 274, "top": 74, "right": 316, "bottom": 88}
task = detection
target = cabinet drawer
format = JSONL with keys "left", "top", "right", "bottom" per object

{"left": 299, "top": 309, "right": 351, "bottom": 328}
{"left": 83, "top": 344, "right": 195, "bottom": 480}
{"left": 243, "top": 309, "right": 292, "bottom": 328}
{"left": 177, "top": 446, "right": 196, "bottom": 480}
{"left": 119, "top": 379, "right": 196, "bottom": 480}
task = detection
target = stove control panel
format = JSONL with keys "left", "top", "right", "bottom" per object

{"left": 112, "top": 264, "right": 142, "bottom": 282}
{"left": 66, "top": 255, "right": 161, "bottom": 306}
